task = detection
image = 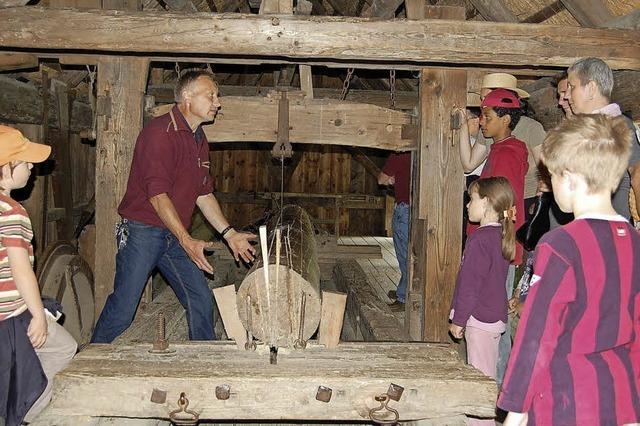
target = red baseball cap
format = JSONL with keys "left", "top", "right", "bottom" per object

{"left": 481, "top": 88, "right": 522, "bottom": 109}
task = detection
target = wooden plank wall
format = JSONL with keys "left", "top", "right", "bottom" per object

{"left": 209, "top": 144, "right": 386, "bottom": 236}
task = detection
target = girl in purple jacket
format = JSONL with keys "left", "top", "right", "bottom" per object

{"left": 449, "top": 177, "right": 516, "bottom": 423}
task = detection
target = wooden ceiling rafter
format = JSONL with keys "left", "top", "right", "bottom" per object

{"left": 2, "top": 7, "right": 637, "bottom": 70}
{"left": 558, "top": 0, "right": 615, "bottom": 28}
{"left": 521, "top": 0, "right": 565, "bottom": 24}
{"left": 467, "top": 0, "right": 518, "bottom": 22}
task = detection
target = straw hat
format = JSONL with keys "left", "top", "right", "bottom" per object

{"left": 481, "top": 73, "right": 530, "bottom": 99}
{"left": 466, "top": 92, "right": 482, "bottom": 107}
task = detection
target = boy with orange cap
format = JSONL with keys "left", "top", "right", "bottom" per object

{"left": 0, "top": 125, "right": 77, "bottom": 425}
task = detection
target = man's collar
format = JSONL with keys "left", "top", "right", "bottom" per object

{"left": 169, "top": 104, "right": 199, "bottom": 133}
{"left": 591, "top": 103, "right": 622, "bottom": 117}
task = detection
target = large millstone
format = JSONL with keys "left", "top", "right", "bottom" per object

{"left": 237, "top": 205, "right": 321, "bottom": 348}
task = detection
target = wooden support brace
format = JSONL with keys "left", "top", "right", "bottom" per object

{"left": 299, "top": 65, "right": 313, "bottom": 99}
{"left": 213, "top": 285, "right": 248, "bottom": 350}
{"left": 318, "top": 290, "right": 347, "bottom": 349}
{"left": 271, "top": 91, "right": 293, "bottom": 158}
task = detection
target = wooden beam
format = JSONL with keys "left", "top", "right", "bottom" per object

{"left": 0, "top": 52, "right": 38, "bottom": 71}
{"left": 0, "top": 76, "right": 92, "bottom": 132}
{"left": 612, "top": 70, "right": 640, "bottom": 119}
{"left": 94, "top": 57, "right": 149, "bottom": 318}
{"left": 151, "top": 96, "right": 416, "bottom": 150}
{"left": 417, "top": 68, "right": 466, "bottom": 343}
{"left": 11, "top": 50, "right": 562, "bottom": 74}
{"left": 41, "top": 342, "right": 496, "bottom": 422}
{"left": 161, "top": 0, "right": 198, "bottom": 12}
{"left": 259, "top": 0, "right": 292, "bottom": 13}
{"left": 299, "top": 65, "right": 313, "bottom": 98}
{"left": 468, "top": 0, "right": 518, "bottom": 22}
{"left": 360, "top": 0, "right": 402, "bottom": 18}
{"left": 0, "top": 0, "right": 28, "bottom": 6}
{"left": 605, "top": 9, "right": 640, "bottom": 30}
{"left": 521, "top": 0, "right": 564, "bottom": 24}
{"left": 347, "top": 146, "right": 382, "bottom": 178}
{"left": 405, "top": 0, "right": 425, "bottom": 20}
{"left": 1, "top": 8, "right": 638, "bottom": 70}
{"left": 559, "top": 0, "right": 615, "bottom": 28}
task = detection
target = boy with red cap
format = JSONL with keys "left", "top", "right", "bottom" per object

{"left": 0, "top": 125, "right": 77, "bottom": 425}
{"left": 459, "top": 88, "right": 528, "bottom": 263}
{"left": 455, "top": 88, "right": 528, "bottom": 385}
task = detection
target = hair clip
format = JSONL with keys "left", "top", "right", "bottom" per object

{"left": 503, "top": 206, "right": 517, "bottom": 222}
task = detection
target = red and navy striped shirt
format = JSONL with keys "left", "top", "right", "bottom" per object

{"left": 498, "top": 216, "right": 640, "bottom": 425}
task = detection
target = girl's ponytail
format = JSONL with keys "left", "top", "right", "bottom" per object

{"left": 500, "top": 205, "right": 516, "bottom": 262}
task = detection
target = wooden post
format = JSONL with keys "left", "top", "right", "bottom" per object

{"left": 93, "top": 57, "right": 148, "bottom": 318}
{"left": 299, "top": 65, "right": 313, "bottom": 99}
{"left": 405, "top": 5, "right": 466, "bottom": 342}
{"left": 51, "top": 80, "right": 75, "bottom": 240}
{"left": 410, "top": 69, "right": 466, "bottom": 343}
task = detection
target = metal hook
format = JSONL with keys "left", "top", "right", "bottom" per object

{"left": 368, "top": 394, "right": 399, "bottom": 425}
{"left": 168, "top": 392, "right": 199, "bottom": 425}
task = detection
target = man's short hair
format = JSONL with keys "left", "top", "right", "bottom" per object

{"left": 541, "top": 114, "right": 632, "bottom": 193}
{"left": 567, "top": 57, "right": 614, "bottom": 99}
{"left": 174, "top": 70, "right": 217, "bottom": 103}
{"left": 555, "top": 71, "right": 568, "bottom": 87}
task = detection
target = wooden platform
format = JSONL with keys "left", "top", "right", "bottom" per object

{"left": 35, "top": 342, "right": 496, "bottom": 424}
{"left": 338, "top": 236, "right": 401, "bottom": 305}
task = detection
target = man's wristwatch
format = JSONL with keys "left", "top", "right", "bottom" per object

{"left": 220, "top": 225, "right": 235, "bottom": 239}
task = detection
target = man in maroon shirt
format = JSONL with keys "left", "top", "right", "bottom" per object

{"left": 92, "top": 70, "right": 256, "bottom": 343}
{"left": 378, "top": 152, "right": 411, "bottom": 312}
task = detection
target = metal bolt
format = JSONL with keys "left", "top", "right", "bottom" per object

{"left": 387, "top": 383, "right": 404, "bottom": 402}
{"left": 215, "top": 384, "right": 230, "bottom": 400}
{"left": 153, "top": 313, "right": 168, "bottom": 351}
{"left": 315, "top": 386, "right": 332, "bottom": 403}
{"left": 150, "top": 388, "right": 167, "bottom": 404}
{"left": 150, "top": 312, "right": 174, "bottom": 354}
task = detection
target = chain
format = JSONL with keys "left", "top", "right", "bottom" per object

{"left": 206, "top": 63, "right": 213, "bottom": 74}
{"left": 389, "top": 69, "right": 396, "bottom": 109}
{"left": 175, "top": 62, "right": 181, "bottom": 78}
{"left": 86, "top": 65, "right": 97, "bottom": 139}
{"left": 340, "top": 68, "right": 355, "bottom": 101}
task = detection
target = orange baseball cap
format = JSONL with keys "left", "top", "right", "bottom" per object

{"left": 0, "top": 125, "right": 51, "bottom": 166}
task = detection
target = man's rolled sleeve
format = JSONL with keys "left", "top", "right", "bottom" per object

{"left": 138, "top": 134, "right": 175, "bottom": 199}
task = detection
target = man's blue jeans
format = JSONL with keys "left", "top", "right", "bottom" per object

{"left": 496, "top": 264, "right": 515, "bottom": 385}
{"left": 91, "top": 220, "right": 215, "bottom": 343}
{"left": 392, "top": 203, "right": 410, "bottom": 303}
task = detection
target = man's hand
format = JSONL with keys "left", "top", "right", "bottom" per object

{"left": 225, "top": 230, "right": 257, "bottom": 263}
{"left": 508, "top": 296, "right": 523, "bottom": 318}
{"left": 28, "top": 313, "right": 48, "bottom": 349}
{"left": 377, "top": 172, "right": 395, "bottom": 186}
{"left": 180, "top": 235, "right": 215, "bottom": 274}
{"left": 449, "top": 323, "right": 464, "bottom": 339}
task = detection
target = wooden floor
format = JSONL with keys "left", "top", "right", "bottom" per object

{"left": 338, "top": 236, "right": 401, "bottom": 305}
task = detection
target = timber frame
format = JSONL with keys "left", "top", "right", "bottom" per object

{"left": 1, "top": 5, "right": 638, "bottom": 342}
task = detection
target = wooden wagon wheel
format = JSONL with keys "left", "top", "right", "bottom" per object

{"left": 38, "top": 241, "right": 95, "bottom": 349}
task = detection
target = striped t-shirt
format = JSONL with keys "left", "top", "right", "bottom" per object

{"left": 498, "top": 216, "right": 640, "bottom": 424}
{"left": 0, "top": 193, "right": 34, "bottom": 321}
